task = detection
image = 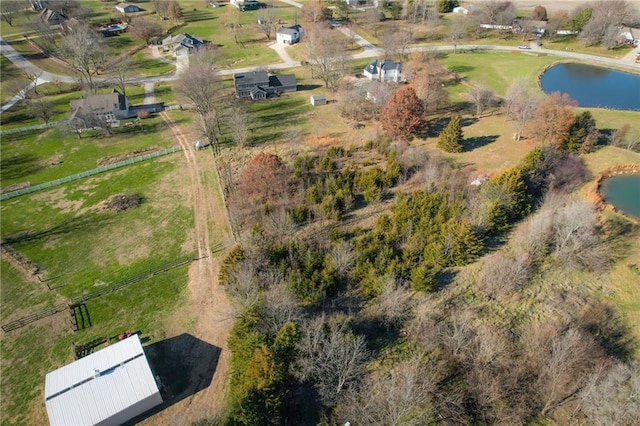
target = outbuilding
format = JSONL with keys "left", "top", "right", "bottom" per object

{"left": 45, "top": 334, "right": 163, "bottom": 426}
{"left": 310, "top": 95, "right": 327, "bottom": 106}
{"left": 115, "top": 3, "right": 141, "bottom": 14}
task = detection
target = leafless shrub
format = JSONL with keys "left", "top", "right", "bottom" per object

{"left": 511, "top": 205, "right": 555, "bottom": 260}
{"left": 262, "top": 208, "right": 298, "bottom": 244}
{"left": 259, "top": 282, "right": 303, "bottom": 336}
{"left": 224, "top": 258, "right": 262, "bottom": 313}
{"left": 477, "top": 253, "right": 532, "bottom": 299}
{"left": 104, "top": 194, "right": 142, "bottom": 212}
{"left": 327, "top": 241, "right": 355, "bottom": 280}
{"left": 372, "top": 274, "right": 414, "bottom": 329}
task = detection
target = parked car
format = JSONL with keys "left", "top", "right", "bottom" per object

{"left": 518, "top": 45, "right": 531, "bottom": 50}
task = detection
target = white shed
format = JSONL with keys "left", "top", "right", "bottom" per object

{"left": 45, "top": 334, "right": 163, "bottom": 426}
{"left": 310, "top": 95, "right": 327, "bottom": 106}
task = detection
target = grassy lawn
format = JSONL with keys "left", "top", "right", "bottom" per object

{"left": 0, "top": 90, "right": 81, "bottom": 130}
{"left": 0, "top": 116, "right": 175, "bottom": 188}
{"left": 130, "top": 48, "right": 176, "bottom": 76}
{"left": 6, "top": 38, "right": 77, "bottom": 77}
{"left": 0, "top": 54, "right": 27, "bottom": 104}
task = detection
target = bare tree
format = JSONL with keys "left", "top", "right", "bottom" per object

{"left": 294, "top": 314, "right": 369, "bottom": 406}
{"left": 449, "top": 15, "right": 469, "bottom": 54}
{"left": 327, "top": 241, "right": 355, "bottom": 280}
{"left": 257, "top": 3, "right": 278, "bottom": 41}
{"left": 262, "top": 208, "right": 298, "bottom": 244}
{"left": 28, "top": 19, "right": 58, "bottom": 54}
{"left": 58, "top": 23, "right": 107, "bottom": 93}
{"left": 580, "top": 361, "right": 640, "bottom": 425}
{"left": 373, "top": 274, "right": 414, "bottom": 329}
{"left": 260, "top": 282, "right": 303, "bottom": 336}
{"left": 504, "top": 79, "right": 540, "bottom": 141}
{"left": 1, "top": 0, "right": 24, "bottom": 26}
{"left": 467, "top": 85, "right": 496, "bottom": 116}
{"left": 224, "top": 258, "right": 262, "bottom": 313}
{"left": 579, "top": 0, "right": 637, "bottom": 47}
{"left": 25, "top": 96, "right": 54, "bottom": 124}
{"left": 109, "top": 56, "right": 131, "bottom": 97}
{"left": 303, "top": 23, "right": 349, "bottom": 90}
{"left": 477, "top": 252, "right": 531, "bottom": 299}
{"left": 129, "top": 17, "right": 163, "bottom": 45}
{"left": 226, "top": 101, "right": 250, "bottom": 147}
{"left": 337, "top": 357, "right": 439, "bottom": 425}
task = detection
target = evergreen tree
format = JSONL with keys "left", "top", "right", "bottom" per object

{"left": 436, "top": 0, "right": 459, "bottom": 13}
{"left": 564, "top": 111, "right": 598, "bottom": 153}
{"left": 437, "top": 115, "right": 464, "bottom": 153}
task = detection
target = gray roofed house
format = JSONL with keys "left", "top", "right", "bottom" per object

{"left": 363, "top": 59, "right": 403, "bottom": 83}
{"left": 234, "top": 71, "right": 297, "bottom": 100}
{"left": 115, "top": 3, "right": 141, "bottom": 13}
{"left": 276, "top": 25, "right": 302, "bottom": 44}
{"left": 162, "top": 33, "right": 204, "bottom": 56}
{"left": 39, "top": 8, "right": 66, "bottom": 25}
{"left": 70, "top": 89, "right": 131, "bottom": 125}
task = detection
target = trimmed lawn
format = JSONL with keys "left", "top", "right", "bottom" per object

{"left": 0, "top": 117, "right": 175, "bottom": 188}
{"left": 6, "top": 39, "right": 76, "bottom": 77}
{"left": 0, "top": 54, "right": 26, "bottom": 104}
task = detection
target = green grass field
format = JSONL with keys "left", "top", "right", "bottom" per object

{"left": 0, "top": 153, "right": 194, "bottom": 425}
{"left": 0, "top": 54, "right": 26, "bottom": 104}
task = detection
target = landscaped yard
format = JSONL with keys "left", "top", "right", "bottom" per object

{"left": 0, "top": 54, "right": 25, "bottom": 104}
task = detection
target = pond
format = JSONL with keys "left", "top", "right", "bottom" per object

{"left": 600, "top": 174, "right": 640, "bottom": 219}
{"left": 540, "top": 63, "right": 640, "bottom": 111}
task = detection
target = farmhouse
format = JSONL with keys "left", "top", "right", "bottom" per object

{"left": 276, "top": 25, "right": 302, "bottom": 45}
{"left": 230, "top": 0, "right": 260, "bottom": 11}
{"left": 363, "top": 59, "right": 403, "bottom": 83}
{"left": 115, "top": 3, "right": 141, "bottom": 14}
{"left": 453, "top": 5, "right": 480, "bottom": 15}
{"left": 162, "top": 33, "right": 204, "bottom": 56}
{"left": 45, "top": 334, "right": 163, "bottom": 426}
{"left": 620, "top": 26, "right": 640, "bottom": 46}
{"left": 234, "top": 71, "right": 297, "bottom": 100}
{"left": 70, "top": 90, "right": 130, "bottom": 125}
{"left": 39, "top": 8, "right": 66, "bottom": 25}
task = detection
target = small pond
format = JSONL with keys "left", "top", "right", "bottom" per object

{"left": 540, "top": 63, "right": 640, "bottom": 110}
{"left": 600, "top": 175, "right": 640, "bottom": 219}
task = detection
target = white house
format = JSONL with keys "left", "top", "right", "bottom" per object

{"left": 276, "top": 25, "right": 302, "bottom": 44}
{"left": 363, "top": 59, "right": 403, "bottom": 83}
{"left": 115, "top": 3, "right": 141, "bottom": 14}
{"left": 453, "top": 5, "right": 480, "bottom": 15}
{"left": 45, "top": 334, "right": 162, "bottom": 426}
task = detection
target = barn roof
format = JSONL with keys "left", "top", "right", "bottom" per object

{"left": 45, "top": 334, "right": 162, "bottom": 426}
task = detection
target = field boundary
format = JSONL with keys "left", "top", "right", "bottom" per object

{"left": 0, "top": 146, "right": 183, "bottom": 201}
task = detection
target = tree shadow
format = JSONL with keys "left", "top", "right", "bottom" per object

{"left": 463, "top": 135, "right": 499, "bottom": 152}
{"left": 426, "top": 116, "right": 450, "bottom": 137}
{"left": 0, "top": 153, "right": 42, "bottom": 180}
{"left": 433, "top": 269, "right": 458, "bottom": 292}
{"left": 3, "top": 213, "right": 113, "bottom": 245}
{"left": 460, "top": 117, "right": 479, "bottom": 127}
{"left": 182, "top": 9, "right": 217, "bottom": 23}
{"left": 297, "top": 84, "right": 323, "bottom": 91}
{"left": 446, "top": 64, "right": 474, "bottom": 74}
{"left": 125, "top": 333, "right": 221, "bottom": 424}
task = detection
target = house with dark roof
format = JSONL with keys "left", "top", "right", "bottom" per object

{"left": 115, "top": 3, "right": 141, "bottom": 14}
{"left": 234, "top": 71, "right": 297, "bottom": 100}
{"left": 276, "top": 25, "right": 302, "bottom": 44}
{"left": 363, "top": 59, "right": 403, "bottom": 83}
{"left": 39, "top": 8, "right": 66, "bottom": 26}
{"left": 162, "top": 33, "right": 204, "bottom": 56}
{"left": 70, "top": 90, "right": 131, "bottom": 125}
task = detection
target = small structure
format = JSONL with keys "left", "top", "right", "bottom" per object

{"left": 276, "top": 25, "right": 302, "bottom": 44}
{"left": 310, "top": 95, "right": 327, "bottom": 106}
{"left": 230, "top": 0, "right": 260, "bottom": 11}
{"left": 162, "top": 33, "right": 204, "bottom": 56}
{"left": 39, "top": 8, "right": 66, "bottom": 26}
{"left": 45, "top": 334, "right": 163, "bottom": 426}
{"left": 115, "top": 3, "right": 141, "bottom": 14}
{"left": 234, "top": 71, "right": 297, "bottom": 100}
{"left": 363, "top": 59, "right": 403, "bottom": 83}
{"left": 453, "top": 5, "right": 480, "bottom": 15}
{"left": 620, "top": 26, "right": 640, "bottom": 47}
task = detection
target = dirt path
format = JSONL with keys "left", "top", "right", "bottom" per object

{"left": 141, "top": 112, "right": 235, "bottom": 424}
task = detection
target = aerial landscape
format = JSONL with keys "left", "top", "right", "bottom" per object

{"left": 1, "top": 0, "right": 639, "bottom": 424}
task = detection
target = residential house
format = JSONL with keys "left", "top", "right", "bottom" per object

{"left": 620, "top": 26, "right": 640, "bottom": 47}
{"left": 363, "top": 59, "right": 403, "bottom": 83}
{"left": 276, "top": 25, "right": 302, "bottom": 45}
{"left": 115, "top": 3, "right": 141, "bottom": 14}
{"left": 29, "top": 0, "right": 48, "bottom": 11}
{"left": 162, "top": 33, "right": 204, "bottom": 56}
{"left": 234, "top": 71, "right": 297, "bottom": 100}
{"left": 513, "top": 19, "right": 547, "bottom": 36}
{"left": 39, "top": 8, "right": 66, "bottom": 26}
{"left": 70, "top": 90, "right": 131, "bottom": 125}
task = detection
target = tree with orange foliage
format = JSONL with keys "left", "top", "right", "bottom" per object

{"left": 529, "top": 92, "right": 576, "bottom": 147}
{"left": 379, "top": 86, "right": 425, "bottom": 141}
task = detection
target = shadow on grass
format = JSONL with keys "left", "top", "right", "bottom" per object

{"left": 3, "top": 214, "right": 114, "bottom": 246}
{"left": 433, "top": 269, "right": 458, "bottom": 292}
{"left": 464, "top": 135, "right": 499, "bottom": 152}
{"left": 125, "top": 333, "right": 220, "bottom": 424}
{"left": 297, "top": 84, "right": 323, "bottom": 91}
{"left": 446, "top": 64, "right": 474, "bottom": 74}
{"left": 182, "top": 9, "right": 217, "bottom": 23}
{"left": 0, "top": 153, "right": 42, "bottom": 180}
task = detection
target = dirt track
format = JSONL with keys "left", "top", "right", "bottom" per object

{"left": 139, "top": 112, "right": 235, "bottom": 424}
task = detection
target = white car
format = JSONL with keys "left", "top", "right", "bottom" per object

{"left": 518, "top": 45, "right": 532, "bottom": 50}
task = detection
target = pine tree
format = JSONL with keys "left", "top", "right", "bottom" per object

{"left": 437, "top": 115, "right": 464, "bottom": 153}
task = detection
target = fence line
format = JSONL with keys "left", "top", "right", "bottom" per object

{"left": 0, "top": 121, "right": 60, "bottom": 135}
{"left": 1, "top": 146, "right": 182, "bottom": 201}
{"left": 1, "top": 303, "right": 67, "bottom": 332}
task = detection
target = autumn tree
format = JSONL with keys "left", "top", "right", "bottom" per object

{"left": 303, "top": 23, "right": 348, "bottom": 90}
{"left": 437, "top": 114, "right": 464, "bottom": 153}
{"left": 530, "top": 92, "right": 576, "bottom": 147}
{"left": 58, "top": 23, "right": 107, "bottom": 93}
{"left": 379, "top": 86, "right": 424, "bottom": 141}
{"left": 129, "top": 17, "right": 163, "bottom": 44}
{"left": 532, "top": 5, "right": 548, "bottom": 21}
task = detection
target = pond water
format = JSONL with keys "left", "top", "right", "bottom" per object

{"left": 540, "top": 63, "right": 640, "bottom": 110}
{"left": 601, "top": 175, "right": 640, "bottom": 219}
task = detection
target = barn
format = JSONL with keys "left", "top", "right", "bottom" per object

{"left": 45, "top": 334, "right": 163, "bottom": 426}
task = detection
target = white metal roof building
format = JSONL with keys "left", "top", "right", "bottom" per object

{"left": 45, "top": 334, "right": 163, "bottom": 426}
